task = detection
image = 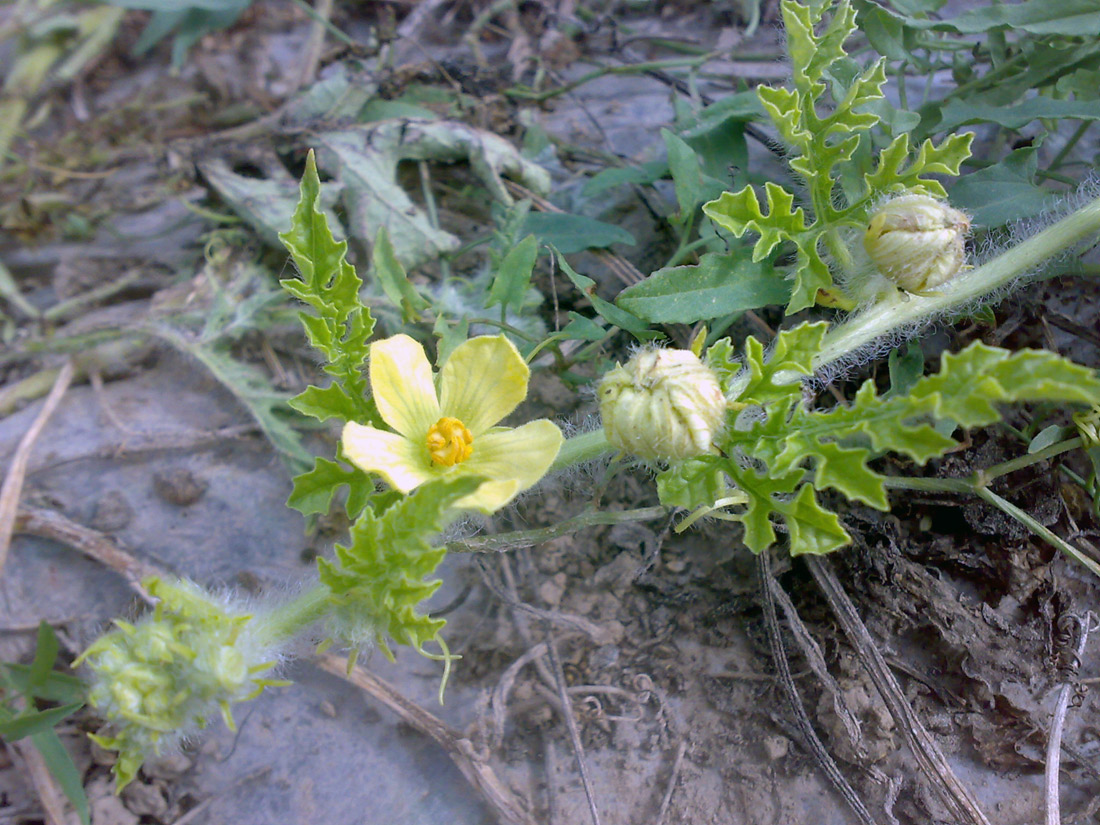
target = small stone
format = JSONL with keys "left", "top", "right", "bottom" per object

{"left": 122, "top": 782, "right": 169, "bottom": 818}
{"left": 90, "top": 490, "right": 133, "bottom": 532}
{"left": 763, "top": 734, "right": 789, "bottom": 761}
{"left": 152, "top": 468, "right": 208, "bottom": 506}
{"left": 319, "top": 699, "right": 337, "bottom": 718}
{"left": 538, "top": 573, "right": 567, "bottom": 608}
{"left": 87, "top": 776, "right": 140, "bottom": 825}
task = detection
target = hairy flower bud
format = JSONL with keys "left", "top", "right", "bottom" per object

{"left": 598, "top": 348, "right": 726, "bottom": 461}
{"left": 77, "top": 578, "right": 287, "bottom": 790}
{"left": 863, "top": 194, "right": 969, "bottom": 292}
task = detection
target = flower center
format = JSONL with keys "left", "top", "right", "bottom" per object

{"left": 426, "top": 417, "right": 474, "bottom": 466}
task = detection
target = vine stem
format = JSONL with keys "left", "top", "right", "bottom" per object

{"left": 883, "top": 474, "right": 1100, "bottom": 579}
{"left": 814, "top": 194, "right": 1100, "bottom": 373}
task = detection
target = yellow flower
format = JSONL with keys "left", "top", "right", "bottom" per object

{"left": 342, "top": 334, "right": 563, "bottom": 513}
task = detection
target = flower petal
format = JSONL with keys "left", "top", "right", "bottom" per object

{"left": 455, "top": 479, "right": 522, "bottom": 515}
{"left": 464, "top": 420, "right": 564, "bottom": 497}
{"left": 439, "top": 336, "right": 529, "bottom": 435}
{"left": 342, "top": 421, "right": 434, "bottom": 493}
{"left": 370, "top": 335, "right": 440, "bottom": 438}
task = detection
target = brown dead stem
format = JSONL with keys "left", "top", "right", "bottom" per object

{"left": 13, "top": 505, "right": 157, "bottom": 602}
{"left": 804, "top": 555, "right": 993, "bottom": 825}
{"left": 319, "top": 653, "right": 537, "bottom": 825}
{"left": 0, "top": 361, "right": 74, "bottom": 576}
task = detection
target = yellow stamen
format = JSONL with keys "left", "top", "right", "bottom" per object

{"left": 426, "top": 417, "right": 474, "bottom": 466}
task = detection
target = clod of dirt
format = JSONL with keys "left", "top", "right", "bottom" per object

{"left": 90, "top": 490, "right": 134, "bottom": 532}
{"left": 87, "top": 775, "right": 140, "bottom": 825}
{"left": 121, "top": 780, "right": 170, "bottom": 818}
{"left": 152, "top": 468, "right": 209, "bottom": 506}
{"left": 538, "top": 572, "right": 567, "bottom": 607}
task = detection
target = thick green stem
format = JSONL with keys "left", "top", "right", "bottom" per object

{"left": 814, "top": 194, "right": 1100, "bottom": 372}
{"left": 550, "top": 428, "right": 615, "bottom": 472}
{"left": 253, "top": 585, "right": 331, "bottom": 648}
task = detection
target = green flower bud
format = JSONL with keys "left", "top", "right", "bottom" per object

{"left": 598, "top": 348, "right": 726, "bottom": 461}
{"left": 863, "top": 194, "right": 969, "bottom": 292}
{"left": 76, "top": 578, "right": 286, "bottom": 791}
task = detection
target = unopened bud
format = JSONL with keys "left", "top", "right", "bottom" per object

{"left": 599, "top": 348, "right": 726, "bottom": 461}
{"left": 864, "top": 194, "right": 969, "bottom": 292}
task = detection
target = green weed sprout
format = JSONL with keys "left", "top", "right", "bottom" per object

{"left": 77, "top": 0, "right": 1100, "bottom": 793}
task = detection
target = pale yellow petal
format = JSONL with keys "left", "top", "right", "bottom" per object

{"left": 464, "top": 420, "right": 564, "bottom": 496}
{"left": 342, "top": 421, "right": 434, "bottom": 494}
{"left": 455, "top": 479, "right": 522, "bottom": 515}
{"left": 439, "top": 336, "right": 529, "bottom": 435}
{"left": 370, "top": 335, "right": 440, "bottom": 438}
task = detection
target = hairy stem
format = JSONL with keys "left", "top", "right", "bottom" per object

{"left": 550, "top": 428, "right": 614, "bottom": 472}
{"left": 254, "top": 585, "right": 331, "bottom": 648}
{"left": 814, "top": 194, "right": 1100, "bottom": 372}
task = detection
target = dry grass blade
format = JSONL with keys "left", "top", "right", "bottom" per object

{"left": 804, "top": 555, "right": 992, "bottom": 825}
{"left": 319, "top": 654, "right": 536, "bottom": 825}
{"left": 1045, "top": 612, "right": 1095, "bottom": 825}
{"left": 7, "top": 739, "right": 72, "bottom": 825}
{"left": 0, "top": 361, "right": 75, "bottom": 576}
{"left": 14, "top": 506, "right": 158, "bottom": 601}
{"left": 756, "top": 551, "right": 878, "bottom": 825}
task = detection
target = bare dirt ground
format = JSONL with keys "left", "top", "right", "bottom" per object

{"left": 2, "top": 2, "right": 1100, "bottom": 825}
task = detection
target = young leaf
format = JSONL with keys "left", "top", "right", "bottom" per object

{"left": 616, "top": 253, "right": 790, "bottom": 324}
{"left": 371, "top": 226, "right": 429, "bottom": 322}
{"left": 487, "top": 234, "right": 539, "bottom": 314}
{"left": 279, "top": 149, "right": 378, "bottom": 428}
{"left": 555, "top": 252, "right": 659, "bottom": 341}
{"left": 662, "top": 128, "right": 705, "bottom": 220}
{"left": 287, "top": 457, "right": 371, "bottom": 517}
{"left": 317, "top": 477, "right": 482, "bottom": 658}
{"left": 524, "top": 213, "right": 636, "bottom": 253}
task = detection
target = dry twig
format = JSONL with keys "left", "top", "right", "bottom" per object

{"left": 6, "top": 738, "right": 73, "bottom": 825}
{"left": 544, "top": 633, "right": 602, "bottom": 825}
{"left": 804, "top": 555, "right": 992, "bottom": 825}
{"left": 756, "top": 550, "right": 878, "bottom": 825}
{"left": 14, "top": 505, "right": 158, "bottom": 601}
{"left": 1045, "top": 611, "right": 1096, "bottom": 825}
{"left": 320, "top": 654, "right": 536, "bottom": 825}
{"left": 0, "top": 361, "right": 74, "bottom": 575}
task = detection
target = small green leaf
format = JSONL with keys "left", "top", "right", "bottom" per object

{"left": 287, "top": 457, "right": 367, "bottom": 516}
{"left": 782, "top": 484, "right": 852, "bottom": 556}
{"left": 737, "top": 321, "right": 830, "bottom": 404}
{"left": 556, "top": 253, "right": 658, "bottom": 341}
{"left": 487, "top": 235, "right": 539, "bottom": 313}
{"left": 30, "top": 729, "right": 90, "bottom": 825}
{"left": 1029, "top": 424, "right": 1071, "bottom": 454}
{"left": 523, "top": 212, "right": 636, "bottom": 253}
{"left": 887, "top": 344, "right": 925, "bottom": 398}
{"left": 656, "top": 459, "right": 726, "bottom": 509}
{"left": 371, "top": 227, "right": 429, "bottom": 321}
{"left": 704, "top": 182, "right": 809, "bottom": 261}
{"left": 289, "top": 383, "right": 362, "bottom": 423}
{"left": 662, "top": 128, "right": 704, "bottom": 219}
{"left": 29, "top": 622, "right": 60, "bottom": 691}
{"left": 950, "top": 145, "right": 1057, "bottom": 227}
{"left": 616, "top": 253, "right": 790, "bottom": 324}
{"left": 0, "top": 703, "right": 83, "bottom": 741}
